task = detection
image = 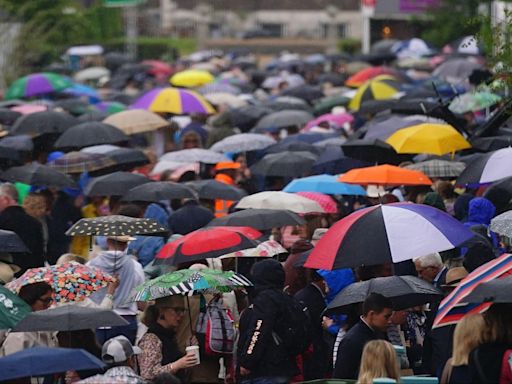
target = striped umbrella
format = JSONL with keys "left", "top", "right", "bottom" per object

{"left": 130, "top": 87, "right": 215, "bottom": 115}
{"left": 296, "top": 191, "right": 338, "bottom": 213}
{"left": 348, "top": 75, "right": 402, "bottom": 111}
{"left": 304, "top": 202, "right": 473, "bottom": 270}
{"left": 345, "top": 67, "right": 400, "bottom": 87}
{"left": 129, "top": 268, "right": 252, "bottom": 302}
{"left": 6, "top": 73, "right": 73, "bottom": 100}
{"left": 94, "top": 101, "right": 126, "bottom": 114}
{"left": 456, "top": 147, "right": 512, "bottom": 186}
{"left": 433, "top": 253, "right": 512, "bottom": 328}
{"left": 48, "top": 151, "right": 115, "bottom": 174}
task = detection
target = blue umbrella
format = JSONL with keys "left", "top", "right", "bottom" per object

{"left": 283, "top": 174, "right": 366, "bottom": 196}
{"left": 0, "top": 347, "right": 105, "bottom": 381}
{"left": 62, "top": 83, "right": 101, "bottom": 103}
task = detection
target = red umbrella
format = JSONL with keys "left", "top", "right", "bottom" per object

{"left": 345, "top": 66, "right": 401, "bottom": 88}
{"left": 155, "top": 226, "right": 261, "bottom": 266}
{"left": 142, "top": 60, "right": 174, "bottom": 78}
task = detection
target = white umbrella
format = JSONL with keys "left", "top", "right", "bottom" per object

{"left": 81, "top": 144, "right": 121, "bottom": 155}
{"left": 210, "top": 133, "right": 276, "bottom": 153}
{"left": 219, "top": 240, "right": 287, "bottom": 259}
{"left": 236, "top": 191, "right": 324, "bottom": 213}
{"left": 160, "top": 149, "right": 230, "bottom": 164}
{"left": 204, "top": 93, "right": 248, "bottom": 108}
{"left": 73, "top": 67, "right": 110, "bottom": 82}
{"left": 150, "top": 160, "right": 194, "bottom": 176}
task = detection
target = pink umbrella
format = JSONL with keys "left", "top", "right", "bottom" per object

{"left": 11, "top": 104, "right": 47, "bottom": 115}
{"left": 296, "top": 191, "right": 338, "bottom": 213}
{"left": 303, "top": 113, "right": 354, "bottom": 132}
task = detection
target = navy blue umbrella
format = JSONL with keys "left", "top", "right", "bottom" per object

{"left": 0, "top": 347, "right": 105, "bottom": 381}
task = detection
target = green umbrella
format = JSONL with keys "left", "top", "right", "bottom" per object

{"left": 0, "top": 286, "right": 31, "bottom": 329}
{"left": 313, "top": 94, "right": 351, "bottom": 116}
{"left": 129, "top": 268, "right": 252, "bottom": 302}
{"left": 449, "top": 91, "right": 502, "bottom": 114}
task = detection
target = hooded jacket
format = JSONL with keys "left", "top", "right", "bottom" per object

{"left": 238, "top": 259, "right": 298, "bottom": 379}
{"left": 464, "top": 197, "right": 496, "bottom": 227}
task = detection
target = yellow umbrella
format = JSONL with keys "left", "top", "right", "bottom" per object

{"left": 386, "top": 123, "right": 471, "bottom": 155}
{"left": 348, "top": 75, "right": 401, "bottom": 111}
{"left": 170, "top": 69, "right": 215, "bottom": 88}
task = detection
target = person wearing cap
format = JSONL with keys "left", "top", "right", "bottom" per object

{"left": 77, "top": 335, "right": 147, "bottom": 384}
{"left": 0, "top": 253, "right": 20, "bottom": 284}
{"left": 87, "top": 236, "right": 145, "bottom": 344}
{"left": 214, "top": 161, "right": 241, "bottom": 218}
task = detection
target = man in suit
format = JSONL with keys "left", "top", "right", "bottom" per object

{"left": 0, "top": 183, "right": 45, "bottom": 274}
{"left": 294, "top": 271, "right": 328, "bottom": 380}
{"left": 333, "top": 293, "right": 393, "bottom": 379}
{"left": 413, "top": 252, "right": 447, "bottom": 288}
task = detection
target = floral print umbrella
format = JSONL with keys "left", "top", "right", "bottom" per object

{"left": 7, "top": 262, "right": 114, "bottom": 303}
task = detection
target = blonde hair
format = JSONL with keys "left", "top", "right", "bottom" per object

{"left": 56, "top": 253, "right": 87, "bottom": 265}
{"left": 451, "top": 313, "right": 485, "bottom": 366}
{"left": 23, "top": 193, "right": 47, "bottom": 219}
{"left": 357, "top": 340, "right": 400, "bottom": 384}
{"left": 142, "top": 295, "right": 185, "bottom": 328}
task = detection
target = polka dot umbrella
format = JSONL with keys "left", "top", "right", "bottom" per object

{"left": 65, "top": 215, "right": 168, "bottom": 237}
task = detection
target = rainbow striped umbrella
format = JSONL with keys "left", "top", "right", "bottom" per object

{"left": 131, "top": 87, "right": 215, "bottom": 115}
{"left": 433, "top": 253, "right": 512, "bottom": 328}
{"left": 94, "top": 101, "right": 126, "bottom": 114}
{"left": 6, "top": 73, "right": 73, "bottom": 100}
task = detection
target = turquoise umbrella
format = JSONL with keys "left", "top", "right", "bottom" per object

{"left": 283, "top": 174, "right": 367, "bottom": 195}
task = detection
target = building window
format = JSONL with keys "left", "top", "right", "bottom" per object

{"left": 322, "top": 23, "right": 347, "bottom": 38}
{"left": 258, "top": 23, "right": 283, "bottom": 38}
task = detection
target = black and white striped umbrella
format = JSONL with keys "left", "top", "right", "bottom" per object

{"left": 456, "top": 147, "right": 512, "bottom": 186}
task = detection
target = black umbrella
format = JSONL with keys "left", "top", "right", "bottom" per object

{"left": 10, "top": 111, "right": 78, "bottom": 137}
{"left": 0, "top": 146, "right": 21, "bottom": 168}
{"left": 262, "top": 98, "right": 313, "bottom": 113}
{"left": 266, "top": 141, "right": 321, "bottom": 155}
{"left": 84, "top": 171, "right": 151, "bottom": 196}
{"left": 252, "top": 110, "right": 314, "bottom": 132}
{"left": 470, "top": 136, "right": 512, "bottom": 152}
{"left": 0, "top": 108, "right": 21, "bottom": 126}
{"left": 0, "top": 230, "right": 29, "bottom": 253}
{"left": 186, "top": 179, "right": 247, "bottom": 200}
{"left": 53, "top": 99, "right": 91, "bottom": 116}
{"left": 281, "top": 85, "right": 324, "bottom": 104}
{"left": 229, "top": 105, "right": 273, "bottom": 133}
{"left": 341, "top": 139, "right": 408, "bottom": 165}
{"left": 13, "top": 305, "right": 128, "bottom": 332}
{"left": 122, "top": 181, "right": 197, "bottom": 202}
{"left": 463, "top": 276, "right": 512, "bottom": 304}
{"left": 317, "top": 73, "right": 347, "bottom": 87}
{"left": 0, "top": 163, "right": 75, "bottom": 188}
{"left": 0, "top": 135, "right": 33, "bottom": 152}
{"left": 54, "top": 122, "right": 129, "bottom": 149}
{"left": 105, "top": 148, "right": 150, "bottom": 171}
{"left": 208, "top": 208, "right": 305, "bottom": 230}
{"left": 76, "top": 110, "right": 110, "bottom": 123}
{"left": 66, "top": 215, "right": 167, "bottom": 237}
{"left": 251, "top": 151, "right": 318, "bottom": 177}
{"left": 312, "top": 145, "right": 370, "bottom": 175}
{"left": 326, "top": 275, "right": 442, "bottom": 312}
{"left": 483, "top": 176, "right": 512, "bottom": 214}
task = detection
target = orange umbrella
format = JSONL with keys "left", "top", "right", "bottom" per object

{"left": 345, "top": 66, "right": 400, "bottom": 87}
{"left": 338, "top": 164, "right": 432, "bottom": 186}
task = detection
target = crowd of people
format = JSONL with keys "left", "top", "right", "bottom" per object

{"left": 0, "top": 34, "right": 510, "bottom": 384}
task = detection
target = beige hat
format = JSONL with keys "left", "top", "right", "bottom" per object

{"left": 312, "top": 228, "right": 328, "bottom": 241}
{"left": 0, "top": 253, "right": 20, "bottom": 274}
{"left": 366, "top": 184, "right": 386, "bottom": 198}
{"left": 0, "top": 262, "right": 15, "bottom": 284}
{"left": 443, "top": 267, "right": 469, "bottom": 288}
{"left": 106, "top": 235, "right": 136, "bottom": 243}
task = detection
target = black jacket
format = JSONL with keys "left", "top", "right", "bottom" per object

{"left": 237, "top": 259, "right": 298, "bottom": 380}
{"left": 0, "top": 206, "right": 45, "bottom": 273}
{"left": 168, "top": 200, "right": 213, "bottom": 235}
{"left": 333, "top": 320, "right": 385, "bottom": 379}
{"left": 295, "top": 283, "right": 329, "bottom": 380}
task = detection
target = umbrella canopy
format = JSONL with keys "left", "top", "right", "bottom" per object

{"left": 204, "top": 92, "right": 248, "bottom": 108}
{"left": 0, "top": 108, "right": 21, "bottom": 125}
{"left": 405, "top": 160, "right": 466, "bottom": 178}
{"left": 77, "top": 110, "right": 109, "bottom": 122}
{"left": 348, "top": 76, "right": 402, "bottom": 111}
{"left": 490, "top": 210, "right": 512, "bottom": 238}
{"left": 81, "top": 144, "right": 121, "bottom": 155}
{"left": 210, "top": 133, "right": 276, "bottom": 153}
{"left": 73, "top": 66, "right": 110, "bottom": 82}
{"left": 296, "top": 191, "right": 338, "bottom": 213}
{"left": 13, "top": 305, "right": 128, "bottom": 332}
{"left": 363, "top": 116, "right": 425, "bottom": 141}
{"left": 161, "top": 148, "right": 230, "bottom": 164}
{"left": 0, "top": 146, "right": 22, "bottom": 167}
{"left": 131, "top": 87, "right": 215, "bottom": 115}
{"left": 266, "top": 141, "right": 320, "bottom": 155}
{"left": 471, "top": 136, "right": 512, "bottom": 152}
{"left": 208, "top": 208, "right": 305, "bottom": 230}
{"left": 250, "top": 151, "right": 318, "bottom": 177}
{"left": 94, "top": 101, "right": 127, "bottom": 115}
{"left": 230, "top": 105, "right": 273, "bottom": 132}
{"left": 103, "top": 109, "right": 169, "bottom": 135}
{"left": 304, "top": 202, "right": 473, "bottom": 270}
{"left": 341, "top": 139, "right": 406, "bottom": 165}
{"left": 339, "top": 164, "right": 432, "bottom": 186}
{"left": 236, "top": 191, "right": 325, "bottom": 213}
{"left": 0, "top": 285, "right": 31, "bottom": 329}
{"left": 0, "top": 347, "right": 105, "bottom": 381}
{"left": 432, "top": 58, "right": 483, "bottom": 84}
{"left": 434, "top": 253, "right": 512, "bottom": 328}
{"left": 122, "top": 181, "right": 196, "bottom": 202}
{"left": 386, "top": 123, "right": 471, "bottom": 155}
{"left": 155, "top": 226, "right": 261, "bottom": 266}
{"left": 84, "top": 171, "right": 151, "bottom": 196}
{"left": 102, "top": 148, "right": 150, "bottom": 173}
{"left": 0, "top": 163, "right": 75, "bottom": 188}
{"left": 53, "top": 98, "right": 92, "bottom": 116}
{"left": 66, "top": 215, "right": 168, "bottom": 237}
{"left": 312, "top": 145, "right": 370, "bottom": 175}
{"left": 47, "top": 151, "right": 115, "bottom": 174}
{"left": 10, "top": 104, "right": 47, "bottom": 115}
{"left": 0, "top": 135, "right": 33, "bottom": 152}
{"left": 303, "top": 113, "right": 354, "bottom": 132}
{"left": 484, "top": 176, "right": 512, "bottom": 214}
{"left": 462, "top": 276, "right": 512, "bottom": 304}
{"left": 186, "top": 179, "right": 246, "bottom": 200}
{"left": 54, "top": 122, "right": 129, "bottom": 149}
{"left": 7, "top": 262, "right": 114, "bottom": 303}
{"left": 449, "top": 91, "right": 502, "bottom": 114}
{"left": 219, "top": 240, "right": 287, "bottom": 259}
{"left": 456, "top": 147, "right": 512, "bottom": 186}
{"left": 142, "top": 59, "right": 173, "bottom": 77}
{"left": 283, "top": 174, "right": 367, "bottom": 195}
{"left": 345, "top": 67, "right": 400, "bottom": 87}
{"left": 253, "top": 110, "right": 314, "bottom": 131}
{"left": 10, "top": 111, "right": 78, "bottom": 137}
{"left": 6, "top": 72, "right": 73, "bottom": 100}
{"left": 281, "top": 85, "right": 325, "bottom": 104}
{"left": 0, "top": 229, "right": 29, "bottom": 253}
{"left": 130, "top": 268, "right": 252, "bottom": 301}
{"left": 313, "top": 94, "right": 351, "bottom": 116}
{"left": 170, "top": 69, "right": 215, "bottom": 87}
{"left": 198, "top": 83, "right": 241, "bottom": 95}
{"left": 327, "top": 275, "right": 442, "bottom": 312}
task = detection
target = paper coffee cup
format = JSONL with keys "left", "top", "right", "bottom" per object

{"left": 186, "top": 345, "right": 200, "bottom": 365}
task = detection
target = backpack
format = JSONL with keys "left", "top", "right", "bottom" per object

{"left": 196, "top": 296, "right": 236, "bottom": 356}
{"left": 273, "top": 293, "right": 312, "bottom": 357}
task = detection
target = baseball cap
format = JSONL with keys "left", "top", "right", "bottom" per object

{"left": 101, "top": 335, "right": 142, "bottom": 364}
